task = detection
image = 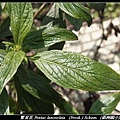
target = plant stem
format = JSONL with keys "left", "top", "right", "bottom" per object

{"left": 33, "top": 3, "right": 47, "bottom": 19}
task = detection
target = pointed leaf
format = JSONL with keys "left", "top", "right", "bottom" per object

{"left": 0, "top": 17, "right": 12, "bottom": 38}
{"left": 89, "top": 92, "right": 120, "bottom": 114}
{"left": 56, "top": 3, "right": 92, "bottom": 26}
{"left": 31, "top": 50, "right": 120, "bottom": 91}
{"left": 8, "top": 3, "right": 33, "bottom": 46}
{"left": 17, "top": 65, "right": 79, "bottom": 114}
{"left": 14, "top": 76, "right": 54, "bottom": 114}
{"left": 23, "top": 27, "right": 78, "bottom": 50}
{"left": 0, "top": 88, "right": 9, "bottom": 114}
{"left": 0, "top": 50, "right": 25, "bottom": 94}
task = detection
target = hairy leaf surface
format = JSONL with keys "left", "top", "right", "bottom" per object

{"left": 31, "top": 50, "right": 120, "bottom": 91}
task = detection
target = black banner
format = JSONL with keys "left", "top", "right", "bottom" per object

{"left": 0, "top": 115, "right": 120, "bottom": 120}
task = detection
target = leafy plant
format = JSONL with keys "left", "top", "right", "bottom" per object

{"left": 0, "top": 2, "right": 120, "bottom": 115}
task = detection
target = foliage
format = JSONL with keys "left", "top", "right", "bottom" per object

{"left": 91, "top": 3, "right": 120, "bottom": 20}
{"left": 0, "top": 2, "right": 120, "bottom": 115}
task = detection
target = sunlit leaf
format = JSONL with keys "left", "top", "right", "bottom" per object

{"left": 31, "top": 50, "right": 120, "bottom": 91}
{"left": 41, "top": 3, "right": 66, "bottom": 28}
{"left": 0, "top": 50, "right": 25, "bottom": 94}
{"left": 56, "top": 3, "right": 92, "bottom": 26}
{"left": 23, "top": 27, "right": 78, "bottom": 50}
{"left": 0, "top": 49, "right": 7, "bottom": 66}
{"left": 16, "top": 65, "right": 79, "bottom": 114}
{"left": 8, "top": 3, "right": 33, "bottom": 46}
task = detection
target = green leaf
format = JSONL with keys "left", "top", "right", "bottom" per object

{"left": 42, "top": 27, "right": 78, "bottom": 46}
{"left": 41, "top": 3, "right": 66, "bottom": 28}
{"left": 31, "top": 50, "right": 120, "bottom": 91}
{"left": 17, "top": 65, "right": 62, "bottom": 102}
{"left": 87, "top": 3, "right": 106, "bottom": 11}
{"left": 8, "top": 3, "right": 33, "bottom": 46}
{"left": 56, "top": 3, "right": 92, "bottom": 26}
{"left": 0, "top": 17, "right": 12, "bottom": 38}
{"left": 17, "top": 65, "right": 79, "bottom": 114}
{"left": 56, "top": 98, "right": 79, "bottom": 114}
{"left": 0, "top": 49, "right": 7, "bottom": 66}
{"left": 0, "top": 50, "right": 25, "bottom": 94}
{"left": 89, "top": 92, "right": 120, "bottom": 114}
{"left": 65, "top": 14, "right": 83, "bottom": 31}
{"left": 0, "top": 88, "right": 9, "bottom": 114}
{"left": 14, "top": 76, "right": 54, "bottom": 114}
{"left": 23, "top": 27, "right": 78, "bottom": 51}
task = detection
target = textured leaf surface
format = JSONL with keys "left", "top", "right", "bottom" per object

{"left": 17, "top": 65, "right": 79, "bottom": 114}
{"left": 31, "top": 50, "right": 120, "bottom": 91}
{"left": 89, "top": 92, "right": 120, "bottom": 114}
{"left": 0, "top": 50, "right": 25, "bottom": 94}
{"left": 23, "top": 27, "right": 78, "bottom": 50}
{"left": 0, "top": 88, "right": 9, "bottom": 114}
{"left": 56, "top": 3, "right": 92, "bottom": 26}
{"left": 8, "top": 3, "right": 33, "bottom": 46}
{"left": 17, "top": 65, "right": 62, "bottom": 102}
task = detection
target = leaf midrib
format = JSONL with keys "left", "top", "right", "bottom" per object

{"left": 34, "top": 57, "right": 119, "bottom": 90}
